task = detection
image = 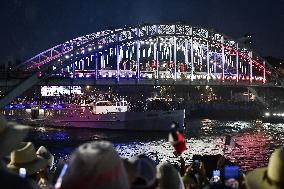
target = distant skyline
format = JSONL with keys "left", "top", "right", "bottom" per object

{"left": 0, "top": 0, "right": 283, "bottom": 64}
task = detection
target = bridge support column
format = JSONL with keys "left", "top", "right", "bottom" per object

{"left": 95, "top": 54, "right": 98, "bottom": 80}
{"left": 221, "top": 36, "right": 225, "bottom": 81}
{"left": 236, "top": 43, "right": 239, "bottom": 82}
{"left": 154, "top": 39, "right": 158, "bottom": 79}
{"left": 174, "top": 36, "right": 177, "bottom": 81}
{"left": 72, "top": 62, "right": 75, "bottom": 78}
{"left": 206, "top": 39, "right": 210, "bottom": 80}
{"left": 82, "top": 59, "right": 85, "bottom": 71}
{"left": 169, "top": 41, "right": 172, "bottom": 78}
{"left": 249, "top": 51, "right": 253, "bottom": 84}
{"left": 136, "top": 41, "right": 140, "bottom": 81}
{"left": 190, "top": 36, "right": 194, "bottom": 80}
{"left": 101, "top": 55, "right": 104, "bottom": 70}
{"left": 185, "top": 39, "right": 189, "bottom": 75}
{"left": 116, "top": 45, "right": 120, "bottom": 82}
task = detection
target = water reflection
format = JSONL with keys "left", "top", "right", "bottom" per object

{"left": 27, "top": 119, "right": 284, "bottom": 172}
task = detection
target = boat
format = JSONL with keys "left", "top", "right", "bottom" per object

{"left": 2, "top": 99, "right": 185, "bottom": 131}
{"left": 261, "top": 103, "right": 284, "bottom": 123}
{"left": 261, "top": 112, "right": 284, "bottom": 123}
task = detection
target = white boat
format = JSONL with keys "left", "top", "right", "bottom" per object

{"left": 38, "top": 99, "right": 185, "bottom": 131}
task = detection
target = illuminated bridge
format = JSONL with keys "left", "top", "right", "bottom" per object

{"left": 0, "top": 23, "right": 283, "bottom": 107}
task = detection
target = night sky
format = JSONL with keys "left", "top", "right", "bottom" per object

{"left": 1, "top": 0, "right": 283, "bottom": 64}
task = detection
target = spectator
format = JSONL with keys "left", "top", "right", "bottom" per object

{"left": 36, "top": 146, "right": 55, "bottom": 188}
{"left": 183, "top": 161, "right": 210, "bottom": 189}
{"left": 0, "top": 117, "right": 30, "bottom": 158}
{"left": 36, "top": 146, "right": 54, "bottom": 171}
{"left": 0, "top": 116, "right": 35, "bottom": 189}
{"left": 7, "top": 142, "right": 52, "bottom": 189}
{"left": 156, "top": 161, "right": 185, "bottom": 189}
{"left": 60, "top": 141, "right": 130, "bottom": 189}
{"left": 123, "top": 159, "right": 138, "bottom": 186}
{"left": 127, "top": 155, "right": 157, "bottom": 189}
{"left": 7, "top": 142, "right": 48, "bottom": 176}
{"left": 245, "top": 146, "right": 284, "bottom": 189}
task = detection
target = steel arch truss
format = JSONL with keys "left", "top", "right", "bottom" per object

{"left": 18, "top": 23, "right": 282, "bottom": 86}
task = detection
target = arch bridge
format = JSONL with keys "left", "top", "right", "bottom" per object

{"left": 0, "top": 23, "right": 283, "bottom": 108}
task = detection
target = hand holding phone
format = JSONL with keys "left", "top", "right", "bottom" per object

{"left": 19, "top": 168, "right": 26, "bottom": 178}
{"left": 210, "top": 170, "right": 221, "bottom": 184}
{"left": 192, "top": 160, "right": 200, "bottom": 173}
{"left": 213, "top": 170, "right": 220, "bottom": 177}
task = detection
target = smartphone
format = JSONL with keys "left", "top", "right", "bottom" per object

{"left": 213, "top": 170, "right": 220, "bottom": 177}
{"left": 224, "top": 165, "right": 240, "bottom": 180}
{"left": 19, "top": 168, "right": 26, "bottom": 178}
{"left": 192, "top": 160, "right": 200, "bottom": 173}
{"left": 211, "top": 170, "right": 221, "bottom": 183}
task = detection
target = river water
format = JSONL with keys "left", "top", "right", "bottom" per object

{"left": 27, "top": 119, "right": 284, "bottom": 172}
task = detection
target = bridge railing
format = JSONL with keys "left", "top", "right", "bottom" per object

{"left": 1, "top": 67, "right": 270, "bottom": 86}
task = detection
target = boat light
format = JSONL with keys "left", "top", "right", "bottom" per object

{"left": 264, "top": 112, "right": 270, "bottom": 117}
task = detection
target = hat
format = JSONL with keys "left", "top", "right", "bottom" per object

{"left": 7, "top": 142, "right": 48, "bottom": 175}
{"left": 61, "top": 141, "right": 130, "bottom": 189}
{"left": 128, "top": 155, "right": 157, "bottom": 189}
{"left": 36, "top": 146, "right": 54, "bottom": 169}
{"left": 245, "top": 146, "right": 284, "bottom": 189}
{"left": 156, "top": 162, "right": 185, "bottom": 189}
{"left": 0, "top": 116, "right": 30, "bottom": 157}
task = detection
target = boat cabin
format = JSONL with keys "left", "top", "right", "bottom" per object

{"left": 93, "top": 100, "right": 128, "bottom": 114}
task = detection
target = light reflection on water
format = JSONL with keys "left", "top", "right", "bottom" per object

{"left": 27, "top": 119, "right": 284, "bottom": 172}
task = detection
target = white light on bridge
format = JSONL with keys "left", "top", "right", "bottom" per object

{"left": 65, "top": 55, "right": 70, "bottom": 59}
